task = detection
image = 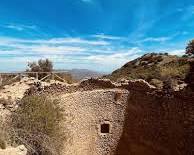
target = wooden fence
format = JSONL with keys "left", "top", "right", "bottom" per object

{"left": 0, "top": 72, "right": 68, "bottom": 86}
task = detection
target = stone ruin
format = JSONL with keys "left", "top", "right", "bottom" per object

{"left": 0, "top": 77, "right": 194, "bottom": 155}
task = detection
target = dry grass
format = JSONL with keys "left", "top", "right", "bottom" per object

{"left": 160, "top": 61, "right": 190, "bottom": 80}
{"left": 106, "top": 54, "right": 191, "bottom": 86}
{"left": 2, "top": 95, "right": 67, "bottom": 155}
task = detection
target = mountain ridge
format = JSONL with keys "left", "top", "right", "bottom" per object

{"left": 105, "top": 53, "right": 192, "bottom": 89}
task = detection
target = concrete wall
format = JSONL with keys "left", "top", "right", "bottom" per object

{"left": 59, "top": 89, "right": 129, "bottom": 155}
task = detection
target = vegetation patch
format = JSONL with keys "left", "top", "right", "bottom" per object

{"left": 6, "top": 95, "right": 66, "bottom": 155}
{"left": 105, "top": 53, "right": 191, "bottom": 89}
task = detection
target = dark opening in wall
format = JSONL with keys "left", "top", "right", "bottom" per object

{"left": 114, "top": 92, "right": 122, "bottom": 101}
{"left": 101, "top": 123, "right": 110, "bottom": 134}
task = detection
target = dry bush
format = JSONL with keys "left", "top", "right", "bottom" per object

{"left": 130, "top": 66, "right": 161, "bottom": 81}
{"left": 160, "top": 62, "right": 190, "bottom": 80}
{"left": 7, "top": 95, "right": 66, "bottom": 155}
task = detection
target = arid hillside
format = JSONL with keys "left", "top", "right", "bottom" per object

{"left": 105, "top": 53, "right": 192, "bottom": 89}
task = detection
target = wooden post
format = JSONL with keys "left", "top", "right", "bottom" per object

{"left": 0, "top": 74, "right": 2, "bottom": 86}
{"left": 51, "top": 72, "right": 55, "bottom": 80}
{"left": 19, "top": 73, "right": 22, "bottom": 81}
{"left": 36, "top": 72, "right": 39, "bottom": 80}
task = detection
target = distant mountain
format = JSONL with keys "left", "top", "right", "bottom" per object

{"left": 55, "top": 69, "right": 105, "bottom": 81}
{"left": 105, "top": 53, "right": 192, "bottom": 88}
{"left": 67, "top": 69, "right": 105, "bottom": 80}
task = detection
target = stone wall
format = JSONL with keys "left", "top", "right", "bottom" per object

{"left": 58, "top": 89, "right": 129, "bottom": 155}
{"left": 116, "top": 90, "right": 194, "bottom": 155}
{"left": 23, "top": 78, "right": 194, "bottom": 155}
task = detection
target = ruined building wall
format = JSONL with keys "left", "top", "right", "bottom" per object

{"left": 58, "top": 89, "right": 129, "bottom": 155}
{"left": 116, "top": 91, "right": 194, "bottom": 155}
{"left": 76, "top": 79, "right": 194, "bottom": 155}
{"left": 24, "top": 78, "right": 194, "bottom": 155}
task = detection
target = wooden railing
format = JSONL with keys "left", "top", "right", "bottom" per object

{"left": 0, "top": 72, "right": 68, "bottom": 85}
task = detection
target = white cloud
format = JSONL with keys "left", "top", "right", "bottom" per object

{"left": 0, "top": 34, "right": 185, "bottom": 72}
{"left": 3, "top": 24, "right": 37, "bottom": 31}
{"left": 139, "top": 36, "right": 171, "bottom": 43}
{"left": 177, "top": 8, "right": 184, "bottom": 12}
{"left": 92, "top": 34, "right": 125, "bottom": 40}
{"left": 6, "top": 25, "right": 24, "bottom": 31}
{"left": 181, "top": 5, "right": 194, "bottom": 21}
{"left": 167, "top": 49, "right": 185, "bottom": 56}
{"left": 0, "top": 35, "right": 144, "bottom": 72}
{"left": 0, "top": 37, "right": 109, "bottom": 46}
{"left": 86, "top": 47, "right": 142, "bottom": 70}
{"left": 81, "top": 0, "right": 93, "bottom": 3}
{"left": 0, "top": 36, "right": 119, "bottom": 60}
{"left": 30, "top": 45, "right": 85, "bottom": 54}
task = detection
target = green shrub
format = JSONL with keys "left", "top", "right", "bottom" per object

{"left": 8, "top": 95, "right": 66, "bottom": 155}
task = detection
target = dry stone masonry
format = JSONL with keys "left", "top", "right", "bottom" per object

{"left": 0, "top": 77, "right": 194, "bottom": 155}
{"left": 59, "top": 89, "right": 129, "bottom": 155}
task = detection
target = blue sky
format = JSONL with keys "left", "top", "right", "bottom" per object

{"left": 0, "top": 0, "right": 194, "bottom": 72}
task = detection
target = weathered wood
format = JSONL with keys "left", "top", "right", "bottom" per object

{"left": 36, "top": 72, "right": 39, "bottom": 80}
{"left": 54, "top": 73, "right": 66, "bottom": 82}
{"left": 0, "top": 72, "right": 69, "bottom": 83}
{"left": 51, "top": 73, "right": 55, "bottom": 80}
{"left": 40, "top": 73, "right": 51, "bottom": 81}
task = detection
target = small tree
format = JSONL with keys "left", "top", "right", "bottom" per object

{"left": 27, "top": 59, "right": 53, "bottom": 79}
{"left": 186, "top": 39, "right": 194, "bottom": 57}
{"left": 185, "top": 39, "right": 194, "bottom": 91}
{"left": 27, "top": 59, "right": 53, "bottom": 72}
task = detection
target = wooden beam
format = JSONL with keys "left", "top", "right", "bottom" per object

{"left": 54, "top": 73, "right": 66, "bottom": 82}
{"left": 40, "top": 74, "right": 51, "bottom": 81}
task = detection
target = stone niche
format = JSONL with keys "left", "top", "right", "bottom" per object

{"left": 100, "top": 122, "right": 110, "bottom": 134}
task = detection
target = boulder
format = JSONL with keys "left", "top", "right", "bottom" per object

{"left": 0, "top": 145, "right": 27, "bottom": 155}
